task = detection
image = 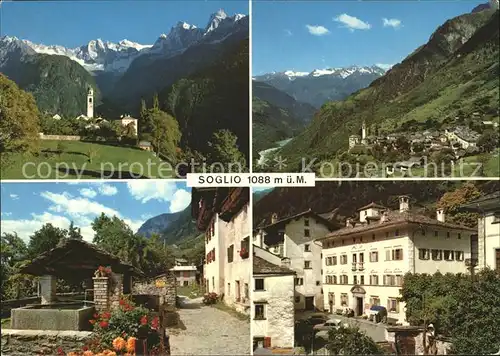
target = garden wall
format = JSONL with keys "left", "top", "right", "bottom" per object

{"left": 132, "top": 273, "right": 177, "bottom": 308}
{"left": 1, "top": 330, "right": 92, "bottom": 355}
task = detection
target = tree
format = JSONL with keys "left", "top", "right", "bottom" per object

{"left": 0, "top": 74, "right": 40, "bottom": 165}
{"left": 326, "top": 325, "right": 383, "bottom": 355}
{"left": 150, "top": 109, "right": 181, "bottom": 159}
{"left": 436, "top": 182, "right": 481, "bottom": 227}
{"left": 208, "top": 129, "right": 246, "bottom": 170}
{"left": 152, "top": 92, "right": 160, "bottom": 111}
{"left": 27, "top": 223, "right": 67, "bottom": 258}
{"left": 477, "top": 129, "right": 499, "bottom": 153}
{"left": 67, "top": 221, "right": 83, "bottom": 240}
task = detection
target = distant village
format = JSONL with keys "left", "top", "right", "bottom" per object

{"left": 347, "top": 115, "right": 499, "bottom": 173}
{"left": 41, "top": 87, "right": 153, "bottom": 152}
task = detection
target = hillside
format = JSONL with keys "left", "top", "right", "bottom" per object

{"left": 253, "top": 180, "right": 500, "bottom": 228}
{"left": 253, "top": 66, "right": 385, "bottom": 108}
{"left": 137, "top": 204, "right": 198, "bottom": 245}
{"left": 0, "top": 50, "right": 100, "bottom": 118}
{"left": 278, "top": 9, "right": 499, "bottom": 166}
{"left": 160, "top": 38, "right": 249, "bottom": 162}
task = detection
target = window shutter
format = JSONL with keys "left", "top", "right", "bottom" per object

{"left": 386, "top": 250, "right": 390, "bottom": 261}
{"left": 264, "top": 337, "right": 271, "bottom": 348}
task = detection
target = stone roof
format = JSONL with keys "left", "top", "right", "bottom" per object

{"left": 318, "top": 210, "right": 475, "bottom": 240}
{"left": 258, "top": 209, "right": 336, "bottom": 231}
{"left": 253, "top": 256, "right": 295, "bottom": 275}
{"left": 357, "top": 202, "right": 386, "bottom": 211}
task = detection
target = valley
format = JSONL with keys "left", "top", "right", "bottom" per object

{"left": 252, "top": 5, "right": 500, "bottom": 177}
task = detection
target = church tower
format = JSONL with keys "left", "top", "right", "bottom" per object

{"left": 87, "top": 87, "right": 94, "bottom": 118}
{"left": 361, "top": 121, "right": 367, "bottom": 144}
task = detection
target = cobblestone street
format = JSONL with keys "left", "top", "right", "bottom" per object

{"left": 168, "top": 296, "right": 250, "bottom": 355}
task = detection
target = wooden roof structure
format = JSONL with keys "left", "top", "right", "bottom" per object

{"left": 19, "top": 239, "right": 144, "bottom": 280}
{"left": 191, "top": 187, "right": 250, "bottom": 231}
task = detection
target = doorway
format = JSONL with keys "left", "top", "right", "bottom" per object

{"left": 305, "top": 296, "right": 315, "bottom": 310}
{"left": 356, "top": 297, "right": 364, "bottom": 316}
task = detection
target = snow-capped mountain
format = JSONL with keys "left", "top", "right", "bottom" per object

{"left": 253, "top": 66, "right": 387, "bottom": 108}
{"left": 0, "top": 9, "right": 246, "bottom": 73}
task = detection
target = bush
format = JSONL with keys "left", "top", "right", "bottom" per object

{"left": 202, "top": 292, "right": 218, "bottom": 305}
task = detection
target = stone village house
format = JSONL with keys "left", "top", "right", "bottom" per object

{"left": 191, "top": 187, "right": 251, "bottom": 314}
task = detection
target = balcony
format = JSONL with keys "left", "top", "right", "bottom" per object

{"left": 358, "top": 262, "right": 365, "bottom": 271}
{"left": 351, "top": 262, "right": 357, "bottom": 271}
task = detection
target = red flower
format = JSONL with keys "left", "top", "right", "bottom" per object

{"left": 140, "top": 315, "right": 148, "bottom": 325}
{"left": 119, "top": 299, "right": 126, "bottom": 306}
{"left": 151, "top": 316, "right": 159, "bottom": 330}
{"left": 99, "top": 320, "right": 109, "bottom": 328}
{"left": 102, "top": 311, "right": 111, "bottom": 320}
{"left": 89, "top": 319, "right": 96, "bottom": 325}
{"left": 93, "top": 313, "right": 99, "bottom": 319}
{"left": 57, "top": 347, "right": 64, "bottom": 355}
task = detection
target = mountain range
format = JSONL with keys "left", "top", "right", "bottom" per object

{"left": 276, "top": 6, "right": 499, "bottom": 167}
{"left": 253, "top": 65, "right": 386, "bottom": 108}
{"left": 0, "top": 9, "right": 248, "bottom": 114}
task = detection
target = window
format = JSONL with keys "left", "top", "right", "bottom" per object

{"left": 304, "top": 261, "right": 311, "bottom": 269}
{"left": 395, "top": 275, "right": 403, "bottom": 286}
{"left": 295, "top": 296, "right": 300, "bottom": 303}
{"left": 254, "top": 304, "right": 265, "bottom": 320}
{"left": 431, "top": 249, "right": 442, "bottom": 261}
{"left": 392, "top": 249, "right": 403, "bottom": 260}
{"left": 444, "top": 250, "right": 454, "bottom": 261}
{"left": 340, "top": 255, "right": 348, "bottom": 264}
{"left": 370, "top": 251, "right": 378, "bottom": 262}
{"left": 227, "top": 245, "right": 234, "bottom": 263}
{"left": 227, "top": 283, "right": 231, "bottom": 296}
{"left": 395, "top": 229, "right": 400, "bottom": 236}
{"left": 304, "top": 218, "right": 310, "bottom": 227}
{"left": 245, "top": 283, "right": 249, "bottom": 299}
{"left": 372, "top": 234, "right": 376, "bottom": 241}
{"left": 340, "top": 275, "right": 348, "bottom": 284}
{"left": 326, "top": 257, "right": 331, "bottom": 266}
{"left": 341, "top": 293, "right": 348, "bottom": 306}
{"left": 455, "top": 251, "right": 464, "bottom": 261}
{"left": 370, "top": 296, "right": 380, "bottom": 306}
{"left": 304, "top": 244, "right": 311, "bottom": 252}
{"left": 183, "top": 281, "right": 188, "bottom": 286}
{"left": 419, "top": 249, "right": 430, "bottom": 260}
{"left": 352, "top": 254, "right": 357, "bottom": 263}
{"left": 294, "top": 278, "right": 304, "bottom": 286}
{"left": 333, "top": 275, "right": 337, "bottom": 284}
{"left": 360, "top": 276, "right": 365, "bottom": 285}
{"left": 332, "top": 256, "right": 337, "bottom": 265}
{"left": 359, "top": 253, "right": 364, "bottom": 263}
{"left": 304, "top": 229, "right": 310, "bottom": 237}
{"left": 255, "top": 278, "right": 264, "bottom": 291}
{"left": 446, "top": 232, "right": 450, "bottom": 238}
{"left": 353, "top": 276, "right": 358, "bottom": 285}
{"left": 387, "top": 298, "right": 399, "bottom": 313}
{"left": 458, "top": 233, "right": 462, "bottom": 239}
{"left": 370, "top": 275, "right": 379, "bottom": 285}
{"left": 434, "top": 231, "right": 438, "bottom": 237}
{"left": 384, "top": 275, "right": 396, "bottom": 286}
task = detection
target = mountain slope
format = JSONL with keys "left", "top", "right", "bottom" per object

{"left": 253, "top": 181, "right": 500, "bottom": 228}
{"left": 137, "top": 205, "right": 198, "bottom": 245}
{"left": 254, "top": 66, "right": 385, "bottom": 108}
{"left": 252, "top": 81, "right": 315, "bottom": 154}
{"left": 0, "top": 41, "right": 100, "bottom": 118}
{"left": 278, "top": 9, "right": 498, "bottom": 166}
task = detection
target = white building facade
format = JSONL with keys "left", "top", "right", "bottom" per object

{"left": 169, "top": 265, "right": 197, "bottom": 286}
{"left": 253, "top": 211, "right": 333, "bottom": 311}
{"left": 320, "top": 197, "right": 475, "bottom": 324}
{"left": 252, "top": 255, "right": 296, "bottom": 350}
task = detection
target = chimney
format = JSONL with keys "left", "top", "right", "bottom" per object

{"left": 271, "top": 213, "right": 278, "bottom": 224}
{"left": 281, "top": 257, "right": 291, "bottom": 268}
{"left": 346, "top": 218, "right": 352, "bottom": 228}
{"left": 399, "top": 195, "right": 410, "bottom": 213}
{"left": 436, "top": 208, "right": 445, "bottom": 222}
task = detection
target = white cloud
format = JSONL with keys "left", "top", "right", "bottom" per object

{"left": 334, "top": 14, "right": 371, "bottom": 31}
{"left": 306, "top": 25, "right": 330, "bottom": 36}
{"left": 375, "top": 63, "right": 394, "bottom": 71}
{"left": 169, "top": 189, "right": 191, "bottom": 213}
{"left": 1, "top": 212, "right": 74, "bottom": 242}
{"left": 127, "top": 181, "right": 185, "bottom": 204}
{"left": 79, "top": 188, "right": 97, "bottom": 198}
{"left": 1, "top": 212, "right": 12, "bottom": 217}
{"left": 382, "top": 18, "right": 402, "bottom": 29}
{"left": 98, "top": 184, "right": 118, "bottom": 196}
{"left": 284, "top": 29, "right": 293, "bottom": 36}
{"left": 10, "top": 194, "right": 19, "bottom": 200}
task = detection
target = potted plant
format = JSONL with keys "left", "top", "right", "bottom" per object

{"left": 239, "top": 248, "right": 249, "bottom": 259}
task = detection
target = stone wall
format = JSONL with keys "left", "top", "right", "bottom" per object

{"left": 1, "top": 330, "right": 92, "bottom": 355}
{"left": 132, "top": 273, "right": 177, "bottom": 308}
{"left": 92, "top": 277, "right": 110, "bottom": 312}
{"left": 385, "top": 327, "right": 453, "bottom": 355}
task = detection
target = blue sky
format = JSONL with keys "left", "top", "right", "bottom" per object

{"left": 0, "top": 1, "right": 248, "bottom": 47}
{"left": 253, "top": 0, "right": 485, "bottom": 75}
{"left": 0, "top": 181, "right": 191, "bottom": 243}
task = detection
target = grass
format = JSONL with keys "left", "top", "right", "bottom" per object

{"left": 213, "top": 301, "right": 250, "bottom": 321}
{"left": 177, "top": 284, "right": 204, "bottom": 299}
{"left": 1, "top": 140, "right": 173, "bottom": 179}
{"left": 1, "top": 318, "right": 10, "bottom": 328}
